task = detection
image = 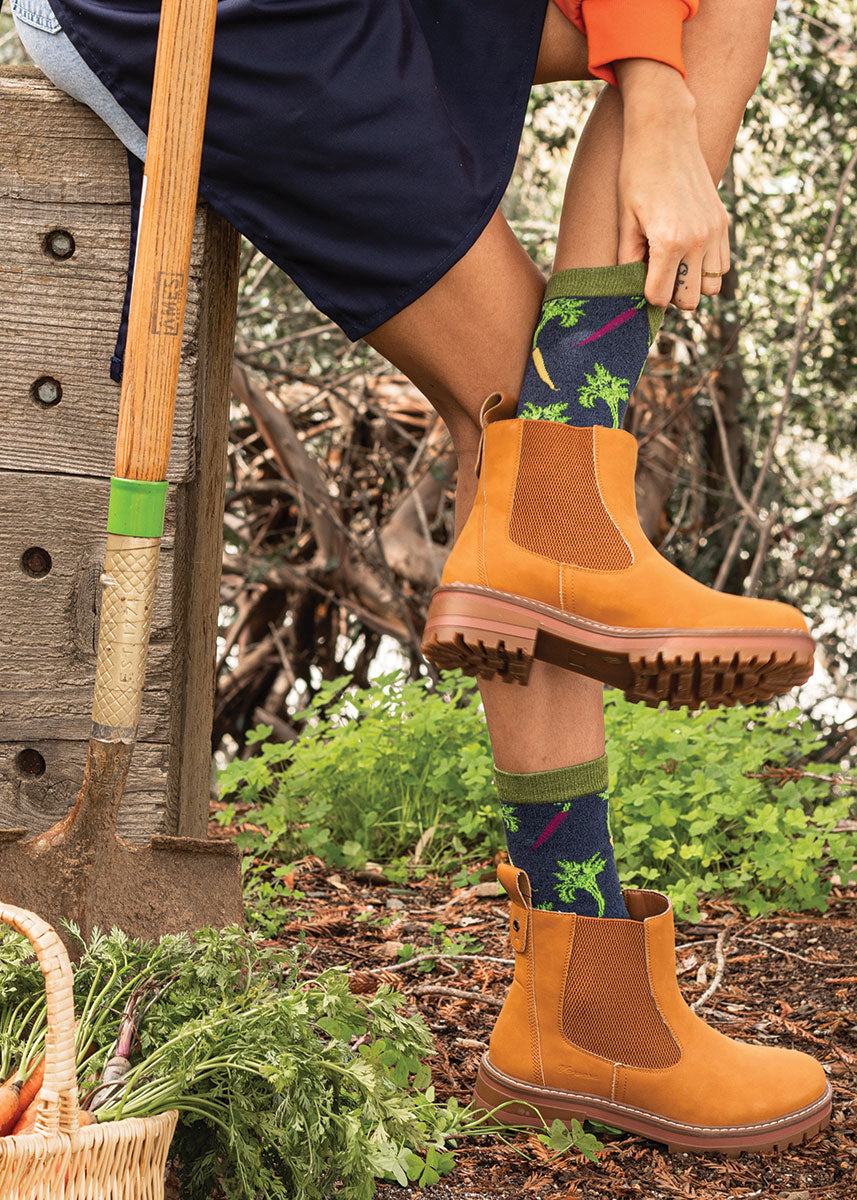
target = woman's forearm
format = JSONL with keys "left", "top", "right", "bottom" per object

{"left": 614, "top": 57, "right": 696, "bottom": 120}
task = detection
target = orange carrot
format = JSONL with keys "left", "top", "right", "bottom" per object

{"left": 12, "top": 1093, "right": 94, "bottom": 1137}
{"left": 10, "top": 1090, "right": 40, "bottom": 1135}
{"left": 17, "top": 1054, "right": 45, "bottom": 1114}
{"left": 532, "top": 346, "right": 558, "bottom": 390}
{"left": 0, "top": 1078, "right": 22, "bottom": 1135}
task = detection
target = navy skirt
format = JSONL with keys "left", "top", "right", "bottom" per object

{"left": 46, "top": 0, "right": 549, "bottom": 340}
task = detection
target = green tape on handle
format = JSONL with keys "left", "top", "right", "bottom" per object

{"left": 107, "top": 477, "right": 168, "bottom": 538}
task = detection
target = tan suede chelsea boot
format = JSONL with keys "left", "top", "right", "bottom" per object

{"left": 474, "top": 863, "right": 832, "bottom": 1154}
{"left": 422, "top": 394, "right": 814, "bottom": 708}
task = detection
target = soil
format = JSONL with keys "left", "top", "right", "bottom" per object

{"left": 258, "top": 858, "right": 857, "bottom": 1200}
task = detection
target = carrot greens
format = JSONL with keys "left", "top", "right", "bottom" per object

{"left": 0, "top": 922, "right": 465, "bottom": 1198}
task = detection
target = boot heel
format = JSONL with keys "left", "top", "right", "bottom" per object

{"left": 472, "top": 1057, "right": 587, "bottom": 1129}
{"left": 472, "top": 1060, "right": 541, "bottom": 1127}
{"left": 421, "top": 588, "right": 536, "bottom": 683}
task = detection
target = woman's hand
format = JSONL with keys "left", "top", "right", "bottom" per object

{"left": 614, "top": 59, "right": 730, "bottom": 310}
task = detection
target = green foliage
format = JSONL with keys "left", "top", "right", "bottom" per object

{"left": 0, "top": 923, "right": 463, "bottom": 1200}
{"left": 0, "top": 922, "right": 609, "bottom": 1190}
{"left": 499, "top": 803, "right": 520, "bottom": 834}
{"left": 532, "top": 296, "right": 586, "bottom": 347}
{"left": 605, "top": 692, "right": 856, "bottom": 920}
{"left": 538, "top": 1117, "right": 603, "bottom": 1164}
{"left": 555, "top": 855, "right": 608, "bottom": 917}
{"left": 240, "top": 860, "right": 306, "bottom": 938}
{"left": 218, "top": 671, "right": 500, "bottom": 875}
{"left": 220, "top": 672, "right": 855, "bottom": 919}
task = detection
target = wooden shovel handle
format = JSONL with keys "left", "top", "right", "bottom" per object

{"left": 115, "top": 0, "right": 219, "bottom": 482}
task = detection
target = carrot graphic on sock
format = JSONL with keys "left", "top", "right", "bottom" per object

{"left": 575, "top": 303, "right": 642, "bottom": 347}
{"left": 531, "top": 297, "right": 586, "bottom": 390}
{"left": 530, "top": 802, "right": 572, "bottom": 851}
{"left": 577, "top": 363, "right": 630, "bottom": 429}
{"left": 529, "top": 296, "right": 645, "bottom": 397}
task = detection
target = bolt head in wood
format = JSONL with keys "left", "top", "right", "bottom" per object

{"left": 30, "top": 376, "right": 63, "bottom": 408}
{"left": 44, "top": 228, "right": 76, "bottom": 260}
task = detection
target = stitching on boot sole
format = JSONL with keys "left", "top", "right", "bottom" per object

{"left": 436, "top": 584, "right": 810, "bottom": 641}
{"left": 483, "top": 1057, "right": 832, "bottom": 1135}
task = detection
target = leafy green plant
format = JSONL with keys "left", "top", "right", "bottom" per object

{"left": 0, "top": 923, "right": 463, "bottom": 1198}
{"left": 218, "top": 671, "right": 855, "bottom": 919}
{"left": 217, "top": 671, "right": 501, "bottom": 874}
{"left": 532, "top": 296, "right": 586, "bottom": 348}
{"left": 240, "top": 858, "right": 306, "bottom": 938}
{"left": 555, "top": 854, "right": 609, "bottom": 917}
{"left": 576, "top": 361, "right": 629, "bottom": 429}
{"left": 0, "top": 923, "right": 604, "bottom": 1192}
{"left": 540, "top": 1117, "right": 603, "bottom": 1164}
{"left": 605, "top": 693, "right": 856, "bottom": 919}
{"left": 519, "top": 399, "right": 570, "bottom": 421}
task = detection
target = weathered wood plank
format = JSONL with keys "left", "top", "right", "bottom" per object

{"left": 0, "top": 739, "right": 170, "bottom": 843}
{"left": 167, "top": 212, "right": 240, "bottom": 836}
{"left": 0, "top": 66, "right": 240, "bottom": 846}
{"left": 1, "top": 197, "right": 206, "bottom": 483}
{"left": 0, "top": 66, "right": 129, "bottom": 204}
{"left": 0, "top": 471, "right": 176, "bottom": 742}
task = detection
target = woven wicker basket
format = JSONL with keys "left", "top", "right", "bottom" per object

{"left": 0, "top": 903, "right": 178, "bottom": 1199}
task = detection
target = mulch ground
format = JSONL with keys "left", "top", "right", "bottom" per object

{"left": 261, "top": 858, "right": 856, "bottom": 1200}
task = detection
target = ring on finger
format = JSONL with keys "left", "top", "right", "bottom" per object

{"left": 702, "top": 269, "right": 726, "bottom": 278}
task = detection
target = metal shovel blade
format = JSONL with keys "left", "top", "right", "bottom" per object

{"left": 0, "top": 741, "right": 243, "bottom": 953}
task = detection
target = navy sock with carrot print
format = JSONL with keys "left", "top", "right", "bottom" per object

{"left": 495, "top": 755, "right": 628, "bottom": 918}
{"left": 516, "top": 263, "right": 664, "bottom": 429}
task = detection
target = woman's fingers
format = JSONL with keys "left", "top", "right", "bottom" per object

{"left": 615, "top": 87, "right": 734, "bottom": 312}
{"left": 617, "top": 207, "right": 648, "bottom": 272}
{"left": 700, "top": 210, "right": 731, "bottom": 296}
{"left": 644, "top": 215, "right": 729, "bottom": 308}
{"left": 719, "top": 220, "right": 732, "bottom": 281}
{"left": 672, "top": 251, "right": 704, "bottom": 310}
{"left": 643, "top": 238, "right": 684, "bottom": 308}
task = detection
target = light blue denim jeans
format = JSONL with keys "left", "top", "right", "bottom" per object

{"left": 10, "top": 0, "right": 147, "bottom": 160}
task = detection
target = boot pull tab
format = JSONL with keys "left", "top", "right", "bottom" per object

{"left": 497, "top": 862, "right": 531, "bottom": 954}
{"left": 474, "top": 392, "right": 511, "bottom": 478}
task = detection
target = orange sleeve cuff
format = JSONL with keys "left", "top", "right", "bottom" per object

{"left": 553, "top": 0, "right": 699, "bottom": 87}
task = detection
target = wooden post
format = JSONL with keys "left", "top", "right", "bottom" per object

{"left": 0, "top": 66, "right": 239, "bottom": 841}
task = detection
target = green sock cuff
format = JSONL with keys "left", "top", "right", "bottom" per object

{"left": 647, "top": 301, "right": 666, "bottom": 345}
{"left": 546, "top": 262, "right": 647, "bottom": 299}
{"left": 545, "top": 263, "right": 665, "bottom": 345}
{"left": 494, "top": 754, "right": 609, "bottom": 805}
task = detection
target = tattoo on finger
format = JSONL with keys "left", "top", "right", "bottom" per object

{"left": 675, "top": 261, "right": 689, "bottom": 291}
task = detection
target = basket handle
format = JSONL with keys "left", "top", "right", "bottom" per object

{"left": 0, "top": 904, "right": 80, "bottom": 1136}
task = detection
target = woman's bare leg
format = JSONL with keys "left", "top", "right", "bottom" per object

{"left": 367, "top": 0, "right": 775, "bottom": 773}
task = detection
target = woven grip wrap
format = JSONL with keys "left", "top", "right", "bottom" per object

{"left": 91, "top": 534, "right": 161, "bottom": 739}
{"left": 0, "top": 905, "right": 80, "bottom": 1136}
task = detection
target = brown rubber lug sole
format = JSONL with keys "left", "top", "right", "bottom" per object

{"left": 421, "top": 586, "right": 814, "bottom": 710}
{"left": 472, "top": 1055, "right": 833, "bottom": 1156}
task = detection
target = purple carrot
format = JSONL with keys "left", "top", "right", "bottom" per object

{"left": 81, "top": 977, "right": 172, "bottom": 1112}
{"left": 575, "top": 306, "right": 639, "bottom": 348}
{"left": 531, "top": 810, "right": 570, "bottom": 851}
